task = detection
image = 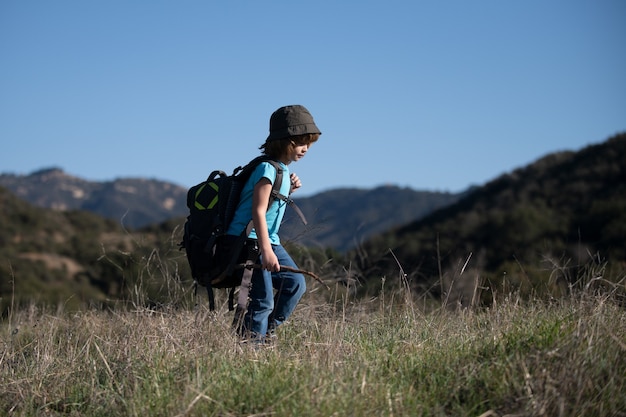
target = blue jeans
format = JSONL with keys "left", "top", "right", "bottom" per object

{"left": 242, "top": 244, "right": 306, "bottom": 338}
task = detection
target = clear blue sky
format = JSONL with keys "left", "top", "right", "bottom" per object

{"left": 1, "top": 1, "right": 624, "bottom": 196}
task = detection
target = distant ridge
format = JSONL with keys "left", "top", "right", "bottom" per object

{"left": 0, "top": 168, "right": 459, "bottom": 251}
{"left": 0, "top": 167, "right": 189, "bottom": 228}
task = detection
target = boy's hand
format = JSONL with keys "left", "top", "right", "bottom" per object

{"left": 290, "top": 173, "right": 302, "bottom": 193}
{"left": 262, "top": 250, "right": 280, "bottom": 272}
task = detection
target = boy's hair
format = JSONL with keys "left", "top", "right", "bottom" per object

{"left": 259, "top": 133, "right": 320, "bottom": 159}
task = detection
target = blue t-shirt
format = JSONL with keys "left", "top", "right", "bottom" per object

{"left": 226, "top": 161, "right": 290, "bottom": 245}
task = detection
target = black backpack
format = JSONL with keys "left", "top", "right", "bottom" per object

{"left": 180, "top": 156, "right": 307, "bottom": 311}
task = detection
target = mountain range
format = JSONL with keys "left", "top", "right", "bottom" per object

{"left": 0, "top": 167, "right": 188, "bottom": 229}
{"left": 0, "top": 167, "right": 460, "bottom": 252}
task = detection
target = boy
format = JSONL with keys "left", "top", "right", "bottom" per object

{"left": 226, "top": 105, "right": 322, "bottom": 342}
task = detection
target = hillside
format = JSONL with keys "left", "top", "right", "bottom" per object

{"left": 0, "top": 181, "right": 456, "bottom": 315}
{"left": 357, "top": 133, "right": 626, "bottom": 300}
{"left": 0, "top": 186, "right": 168, "bottom": 313}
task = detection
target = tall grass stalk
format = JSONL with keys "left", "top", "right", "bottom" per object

{"left": 2, "top": 272, "right": 625, "bottom": 416}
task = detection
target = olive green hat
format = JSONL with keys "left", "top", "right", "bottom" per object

{"left": 267, "top": 105, "right": 321, "bottom": 141}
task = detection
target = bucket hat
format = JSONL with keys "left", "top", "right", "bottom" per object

{"left": 267, "top": 105, "right": 321, "bottom": 141}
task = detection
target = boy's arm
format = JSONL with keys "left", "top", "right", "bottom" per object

{"left": 252, "top": 177, "right": 280, "bottom": 272}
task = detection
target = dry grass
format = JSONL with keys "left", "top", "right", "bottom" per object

{"left": 2, "top": 270, "right": 625, "bottom": 416}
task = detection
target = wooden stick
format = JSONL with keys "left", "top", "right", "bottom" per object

{"left": 237, "top": 263, "right": 330, "bottom": 290}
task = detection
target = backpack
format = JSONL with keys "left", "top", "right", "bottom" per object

{"left": 180, "top": 156, "right": 307, "bottom": 312}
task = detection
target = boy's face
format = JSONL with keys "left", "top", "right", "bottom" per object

{"left": 287, "top": 141, "right": 311, "bottom": 163}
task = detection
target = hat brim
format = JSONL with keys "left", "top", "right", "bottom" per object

{"left": 266, "top": 123, "right": 321, "bottom": 141}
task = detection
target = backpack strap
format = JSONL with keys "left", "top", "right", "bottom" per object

{"left": 266, "top": 160, "right": 308, "bottom": 225}
{"left": 239, "top": 158, "right": 308, "bottom": 230}
{"left": 272, "top": 192, "right": 308, "bottom": 225}
{"left": 229, "top": 158, "right": 307, "bottom": 320}
{"left": 232, "top": 259, "right": 255, "bottom": 331}
{"left": 230, "top": 161, "right": 284, "bottom": 312}
{"left": 230, "top": 160, "right": 288, "bottom": 320}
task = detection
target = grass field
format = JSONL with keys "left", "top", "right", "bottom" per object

{"left": 2, "top": 271, "right": 625, "bottom": 417}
